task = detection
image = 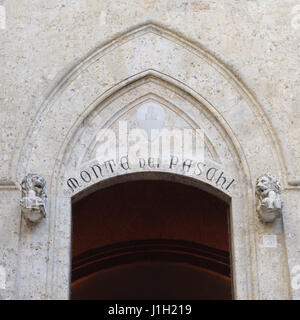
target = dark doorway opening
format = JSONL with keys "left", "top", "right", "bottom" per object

{"left": 71, "top": 179, "right": 232, "bottom": 299}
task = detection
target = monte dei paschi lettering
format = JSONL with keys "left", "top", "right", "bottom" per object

{"left": 66, "top": 155, "right": 235, "bottom": 193}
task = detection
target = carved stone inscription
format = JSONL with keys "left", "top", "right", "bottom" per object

{"left": 66, "top": 155, "right": 235, "bottom": 193}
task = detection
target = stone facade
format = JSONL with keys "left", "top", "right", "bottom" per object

{"left": 0, "top": 0, "right": 299, "bottom": 299}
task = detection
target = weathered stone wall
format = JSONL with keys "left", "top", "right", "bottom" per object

{"left": 0, "top": 0, "right": 299, "bottom": 300}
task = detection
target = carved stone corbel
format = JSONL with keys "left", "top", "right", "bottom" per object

{"left": 255, "top": 173, "right": 282, "bottom": 223}
{"left": 20, "top": 173, "right": 47, "bottom": 223}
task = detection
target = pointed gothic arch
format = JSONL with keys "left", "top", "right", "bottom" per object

{"left": 14, "top": 23, "right": 291, "bottom": 299}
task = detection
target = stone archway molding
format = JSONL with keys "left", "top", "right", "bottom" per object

{"left": 13, "top": 22, "right": 295, "bottom": 186}
{"left": 14, "top": 22, "right": 293, "bottom": 300}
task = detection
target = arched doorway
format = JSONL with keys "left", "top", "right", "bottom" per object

{"left": 14, "top": 23, "right": 293, "bottom": 300}
{"left": 71, "top": 179, "right": 232, "bottom": 299}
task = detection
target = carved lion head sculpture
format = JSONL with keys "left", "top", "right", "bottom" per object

{"left": 256, "top": 173, "right": 281, "bottom": 197}
{"left": 21, "top": 173, "right": 47, "bottom": 201}
{"left": 20, "top": 173, "right": 47, "bottom": 222}
{"left": 255, "top": 173, "right": 282, "bottom": 223}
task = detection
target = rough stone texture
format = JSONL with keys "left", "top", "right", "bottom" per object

{"left": 0, "top": 0, "right": 299, "bottom": 299}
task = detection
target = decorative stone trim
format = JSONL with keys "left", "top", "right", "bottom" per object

{"left": 0, "top": 180, "right": 18, "bottom": 190}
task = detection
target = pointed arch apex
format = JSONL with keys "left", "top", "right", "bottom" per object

{"left": 14, "top": 19, "right": 291, "bottom": 188}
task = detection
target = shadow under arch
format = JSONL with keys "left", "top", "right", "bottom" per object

{"left": 70, "top": 174, "right": 232, "bottom": 300}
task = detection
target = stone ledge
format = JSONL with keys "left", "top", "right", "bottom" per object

{"left": 0, "top": 181, "right": 18, "bottom": 190}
